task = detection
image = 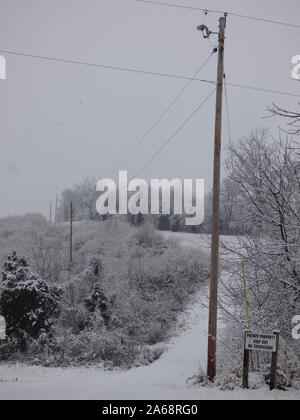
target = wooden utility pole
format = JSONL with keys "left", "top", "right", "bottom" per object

{"left": 54, "top": 194, "right": 58, "bottom": 225}
{"left": 49, "top": 201, "right": 52, "bottom": 223}
{"left": 69, "top": 201, "right": 73, "bottom": 273}
{"left": 207, "top": 15, "right": 227, "bottom": 381}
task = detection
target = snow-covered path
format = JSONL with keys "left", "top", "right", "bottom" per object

{"left": 0, "top": 233, "right": 298, "bottom": 400}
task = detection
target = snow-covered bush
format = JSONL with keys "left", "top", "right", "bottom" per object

{"left": 42, "top": 329, "right": 139, "bottom": 368}
{"left": 85, "top": 284, "right": 109, "bottom": 325}
{"left": 0, "top": 252, "right": 61, "bottom": 343}
{"left": 65, "top": 256, "right": 104, "bottom": 305}
{"left": 59, "top": 306, "right": 89, "bottom": 334}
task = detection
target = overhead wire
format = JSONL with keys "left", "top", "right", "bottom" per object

{"left": 137, "top": 0, "right": 300, "bottom": 29}
{"left": 0, "top": 48, "right": 299, "bottom": 98}
{"left": 133, "top": 88, "right": 216, "bottom": 178}
{"left": 106, "top": 50, "right": 216, "bottom": 177}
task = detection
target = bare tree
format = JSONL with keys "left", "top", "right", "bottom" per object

{"left": 30, "top": 226, "right": 64, "bottom": 283}
{"left": 220, "top": 130, "right": 300, "bottom": 367}
{"left": 268, "top": 103, "right": 300, "bottom": 138}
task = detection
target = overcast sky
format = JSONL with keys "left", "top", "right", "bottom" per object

{"left": 0, "top": 0, "right": 299, "bottom": 218}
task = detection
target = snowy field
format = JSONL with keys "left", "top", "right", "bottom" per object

{"left": 0, "top": 232, "right": 298, "bottom": 400}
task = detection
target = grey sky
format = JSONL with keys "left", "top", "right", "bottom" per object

{"left": 0, "top": 0, "right": 299, "bottom": 218}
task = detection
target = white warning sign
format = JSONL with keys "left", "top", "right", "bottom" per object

{"left": 245, "top": 332, "right": 277, "bottom": 353}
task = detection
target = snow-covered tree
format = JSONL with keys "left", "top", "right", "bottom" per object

{"left": 85, "top": 284, "right": 109, "bottom": 325}
{"left": 220, "top": 130, "right": 300, "bottom": 370}
{"left": 0, "top": 252, "right": 61, "bottom": 342}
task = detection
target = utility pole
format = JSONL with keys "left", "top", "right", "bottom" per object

{"left": 207, "top": 15, "right": 226, "bottom": 381}
{"left": 54, "top": 194, "right": 58, "bottom": 225}
{"left": 69, "top": 201, "right": 73, "bottom": 273}
{"left": 49, "top": 201, "right": 52, "bottom": 223}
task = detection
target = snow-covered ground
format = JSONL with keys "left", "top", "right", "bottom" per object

{"left": 0, "top": 292, "right": 298, "bottom": 400}
{"left": 161, "top": 231, "right": 242, "bottom": 261}
{"left": 0, "top": 232, "right": 298, "bottom": 400}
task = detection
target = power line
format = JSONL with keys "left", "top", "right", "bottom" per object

{"left": 133, "top": 88, "right": 216, "bottom": 177}
{"left": 226, "top": 11, "right": 300, "bottom": 29}
{"left": 0, "top": 48, "right": 212, "bottom": 83}
{"left": 107, "top": 51, "right": 215, "bottom": 177}
{"left": 1, "top": 48, "right": 300, "bottom": 98}
{"left": 226, "top": 82, "right": 300, "bottom": 98}
{"left": 137, "top": 0, "right": 300, "bottom": 29}
{"left": 137, "top": 0, "right": 216, "bottom": 12}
